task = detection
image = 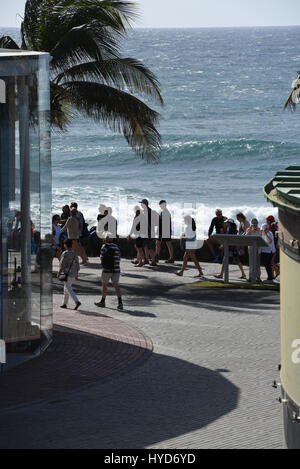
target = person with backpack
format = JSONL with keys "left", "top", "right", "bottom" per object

{"left": 94, "top": 232, "right": 123, "bottom": 310}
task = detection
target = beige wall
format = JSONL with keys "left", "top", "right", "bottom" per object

{"left": 280, "top": 250, "right": 300, "bottom": 405}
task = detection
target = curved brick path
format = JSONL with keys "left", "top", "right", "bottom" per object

{"left": 0, "top": 305, "right": 152, "bottom": 409}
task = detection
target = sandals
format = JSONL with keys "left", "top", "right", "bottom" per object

{"left": 175, "top": 271, "right": 183, "bottom": 276}
{"left": 214, "top": 274, "right": 223, "bottom": 279}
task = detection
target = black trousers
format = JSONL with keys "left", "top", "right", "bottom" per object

{"left": 260, "top": 252, "right": 273, "bottom": 280}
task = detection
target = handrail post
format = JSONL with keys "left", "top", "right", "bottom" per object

{"left": 224, "top": 240, "right": 229, "bottom": 283}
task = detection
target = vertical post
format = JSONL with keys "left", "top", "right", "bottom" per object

{"left": 38, "top": 55, "right": 53, "bottom": 341}
{"left": 224, "top": 240, "right": 229, "bottom": 283}
{"left": 0, "top": 77, "right": 10, "bottom": 345}
{"left": 18, "top": 76, "right": 32, "bottom": 322}
{"left": 251, "top": 240, "right": 257, "bottom": 283}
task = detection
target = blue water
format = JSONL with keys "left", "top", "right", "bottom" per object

{"left": 2, "top": 26, "right": 300, "bottom": 235}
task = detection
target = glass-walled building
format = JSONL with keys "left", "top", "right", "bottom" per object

{"left": 0, "top": 49, "right": 52, "bottom": 371}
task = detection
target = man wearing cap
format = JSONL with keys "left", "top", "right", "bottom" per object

{"left": 155, "top": 200, "right": 174, "bottom": 263}
{"left": 206, "top": 209, "right": 227, "bottom": 262}
{"left": 140, "top": 199, "right": 158, "bottom": 266}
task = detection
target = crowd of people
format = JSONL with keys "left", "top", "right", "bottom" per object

{"left": 53, "top": 201, "right": 279, "bottom": 310}
{"left": 208, "top": 209, "right": 279, "bottom": 283}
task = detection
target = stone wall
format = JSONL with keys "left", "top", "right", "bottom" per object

{"left": 81, "top": 236, "right": 243, "bottom": 263}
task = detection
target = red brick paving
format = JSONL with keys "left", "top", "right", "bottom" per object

{"left": 0, "top": 305, "right": 152, "bottom": 409}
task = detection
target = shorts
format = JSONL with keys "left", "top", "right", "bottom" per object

{"left": 146, "top": 239, "right": 154, "bottom": 250}
{"left": 135, "top": 237, "right": 146, "bottom": 248}
{"left": 101, "top": 271, "right": 120, "bottom": 284}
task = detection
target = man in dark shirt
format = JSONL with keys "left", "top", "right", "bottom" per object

{"left": 94, "top": 232, "right": 123, "bottom": 310}
{"left": 140, "top": 199, "right": 158, "bottom": 266}
{"left": 206, "top": 209, "right": 227, "bottom": 261}
{"left": 155, "top": 200, "right": 174, "bottom": 263}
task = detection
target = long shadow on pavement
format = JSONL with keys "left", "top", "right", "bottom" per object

{"left": 0, "top": 324, "right": 239, "bottom": 449}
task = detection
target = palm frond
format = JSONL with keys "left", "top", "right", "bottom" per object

{"left": 51, "top": 26, "right": 104, "bottom": 70}
{"left": 54, "top": 57, "right": 163, "bottom": 105}
{"left": 22, "top": 0, "right": 137, "bottom": 53}
{"left": 16, "top": 0, "right": 163, "bottom": 161}
{"left": 50, "top": 81, "right": 76, "bottom": 130}
{"left": 284, "top": 75, "right": 300, "bottom": 111}
{"left": 0, "top": 36, "right": 20, "bottom": 49}
{"left": 62, "top": 81, "right": 161, "bottom": 161}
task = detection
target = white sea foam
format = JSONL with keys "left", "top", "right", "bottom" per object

{"left": 52, "top": 189, "right": 278, "bottom": 238}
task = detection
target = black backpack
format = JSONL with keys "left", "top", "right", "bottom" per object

{"left": 102, "top": 245, "right": 115, "bottom": 270}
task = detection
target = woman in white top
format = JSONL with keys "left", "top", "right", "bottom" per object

{"left": 260, "top": 223, "right": 276, "bottom": 281}
{"left": 57, "top": 238, "right": 81, "bottom": 310}
{"left": 236, "top": 212, "right": 250, "bottom": 235}
{"left": 176, "top": 215, "right": 204, "bottom": 277}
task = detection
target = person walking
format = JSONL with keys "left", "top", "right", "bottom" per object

{"left": 266, "top": 215, "right": 280, "bottom": 278}
{"left": 140, "top": 199, "right": 158, "bottom": 266}
{"left": 260, "top": 223, "right": 276, "bottom": 282}
{"left": 236, "top": 212, "right": 250, "bottom": 235}
{"left": 205, "top": 209, "right": 227, "bottom": 262}
{"left": 61, "top": 208, "right": 89, "bottom": 264}
{"left": 128, "top": 205, "right": 147, "bottom": 267}
{"left": 57, "top": 239, "right": 81, "bottom": 310}
{"left": 70, "top": 202, "right": 85, "bottom": 236}
{"left": 155, "top": 200, "right": 174, "bottom": 263}
{"left": 52, "top": 214, "right": 62, "bottom": 260}
{"left": 176, "top": 215, "right": 204, "bottom": 277}
{"left": 60, "top": 205, "right": 70, "bottom": 227}
{"left": 95, "top": 232, "right": 124, "bottom": 310}
{"left": 236, "top": 212, "right": 250, "bottom": 259}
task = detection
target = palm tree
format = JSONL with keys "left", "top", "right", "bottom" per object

{"left": 0, "top": 0, "right": 163, "bottom": 161}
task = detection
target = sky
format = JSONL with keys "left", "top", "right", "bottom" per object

{"left": 1, "top": 0, "right": 300, "bottom": 28}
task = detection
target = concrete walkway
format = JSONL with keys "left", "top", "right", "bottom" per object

{"left": 0, "top": 258, "right": 283, "bottom": 449}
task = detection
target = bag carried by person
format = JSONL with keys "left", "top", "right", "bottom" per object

{"left": 58, "top": 254, "right": 76, "bottom": 282}
{"left": 102, "top": 245, "right": 115, "bottom": 271}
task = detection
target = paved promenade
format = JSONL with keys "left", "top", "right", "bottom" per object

{"left": 0, "top": 258, "right": 283, "bottom": 449}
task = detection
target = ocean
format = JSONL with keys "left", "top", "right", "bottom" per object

{"left": 2, "top": 26, "right": 300, "bottom": 237}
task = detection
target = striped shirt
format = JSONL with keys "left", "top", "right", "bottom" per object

{"left": 100, "top": 243, "right": 120, "bottom": 273}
